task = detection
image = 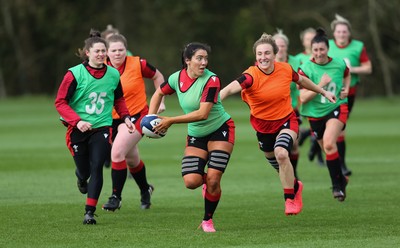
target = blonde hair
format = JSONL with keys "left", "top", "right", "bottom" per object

{"left": 300, "top": 27, "right": 316, "bottom": 42}
{"left": 101, "top": 24, "right": 120, "bottom": 39}
{"left": 330, "top": 14, "right": 352, "bottom": 32}
{"left": 272, "top": 28, "right": 289, "bottom": 46}
{"left": 253, "top": 32, "right": 278, "bottom": 55}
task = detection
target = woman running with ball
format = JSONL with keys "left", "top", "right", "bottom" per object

{"left": 148, "top": 42, "right": 235, "bottom": 233}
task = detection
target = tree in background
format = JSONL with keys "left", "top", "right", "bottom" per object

{"left": 0, "top": 0, "right": 398, "bottom": 98}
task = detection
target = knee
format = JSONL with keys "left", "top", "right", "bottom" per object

{"left": 323, "top": 142, "right": 336, "bottom": 154}
{"left": 184, "top": 180, "right": 200, "bottom": 190}
{"left": 111, "top": 148, "right": 125, "bottom": 161}
{"left": 274, "top": 133, "right": 293, "bottom": 162}
{"left": 183, "top": 175, "right": 202, "bottom": 190}
{"left": 126, "top": 157, "right": 140, "bottom": 168}
{"left": 205, "top": 179, "right": 220, "bottom": 193}
{"left": 184, "top": 182, "right": 198, "bottom": 190}
{"left": 274, "top": 147, "right": 289, "bottom": 162}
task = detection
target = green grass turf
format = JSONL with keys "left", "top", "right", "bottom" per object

{"left": 0, "top": 95, "right": 399, "bottom": 247}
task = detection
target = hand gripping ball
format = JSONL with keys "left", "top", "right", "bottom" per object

{"left": 140, "top": 114, "right": 166, "bottom": 139}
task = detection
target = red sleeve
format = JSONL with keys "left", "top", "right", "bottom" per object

{"left": 344, "top": 66, "right": 350, "bottom": 77}
{"left": 160, "top": 81, "right": 175, "bottom": 95}
{"left": 297, "top": 69, "right": 309, "bottom": 89}
{"left": 297, "top": 68, "right": 307, "bottom": 78}
{"left": 200, "top": 76, "right": 220, "bottom": 103}
{"left": 237, "top": 73, "right": 253, "bottom": 89}
{"left": 140, "top": 59, "right": 157, "bottom": 79}
{"left": 292, "top": 68, "right": 300, "bottom": 82}
{"left": 113, "top": 82, "right": 131, "bottom": 119}
{"left": 359, "top": 46, "right": 370, "bottom": 63}
{"left": 54, "top": 71, "right": 81, "bottom": 127}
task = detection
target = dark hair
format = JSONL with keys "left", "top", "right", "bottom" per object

{"left": 181, "top": 42, "right": 211, "bottom": 69}
{"left": 311, "top": 27, "right": 329, "bottom": 48}
{"left": 76, "top": 29, "right": 107, "bottom": 61}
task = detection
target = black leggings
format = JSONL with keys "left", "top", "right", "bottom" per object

{"left": 71, "top": 129, "right": 111, "bottom": 200}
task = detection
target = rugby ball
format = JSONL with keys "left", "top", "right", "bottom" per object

{"left": 140, "top": 114, "right": 166, "bottom": 139}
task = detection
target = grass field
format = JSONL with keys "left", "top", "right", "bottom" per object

{"left": 0, "top": 95, "right": 399, "bottom": 247}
